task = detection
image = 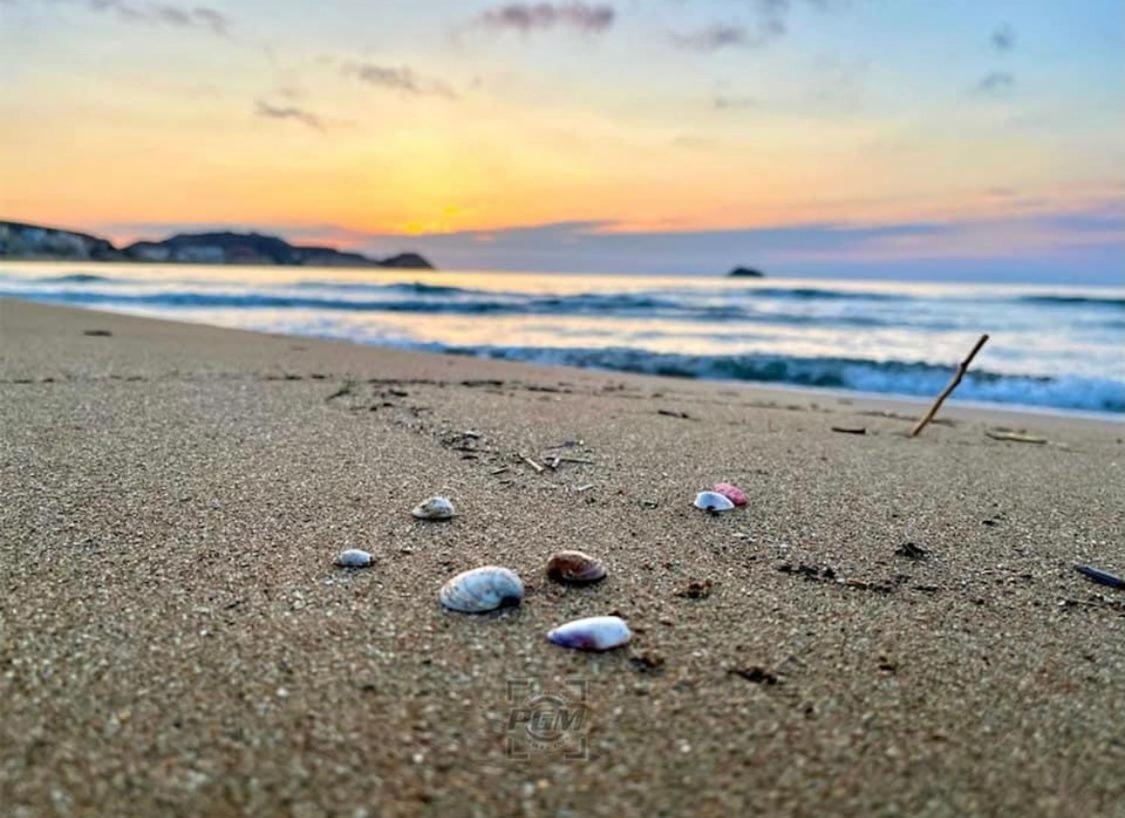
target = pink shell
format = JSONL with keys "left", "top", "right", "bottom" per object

{"left": 713, "top": 482, "right": 748, "bottom": 507}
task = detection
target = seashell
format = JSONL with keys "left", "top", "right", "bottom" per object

{"left": 547, "top": 615, "right": 631, "bottom": 651}
{"left": 439, "top": 566, "right": 524, "bottom": 613}
{"left": 412, "top": 495, "right": 455, "bottom": 521}
{"left": 693, "top": 491, "right": 735, "bottom": 512}
{"left": 546, "top": 550, "right": 606, "bottom": 583}
{"left": 712, "top": 482, "right": 748, "bottom": 507}
{"left": 334, "top": 548, "right": 373, "bottom": 568}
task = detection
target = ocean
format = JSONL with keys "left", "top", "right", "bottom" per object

{"left": 2, "top": 262, "right": 1122, "bottom": 416}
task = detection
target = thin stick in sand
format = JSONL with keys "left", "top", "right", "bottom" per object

{"left": 910, "top": 334, "right": 989, "bottom": 438}
{"left": 521, "top": 455, "right": 545, "bottom": 473}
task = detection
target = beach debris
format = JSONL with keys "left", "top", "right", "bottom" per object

{"left": 693, "top": 491, "right": 735, "bottom": 512}
{"left": 489, "top": 467, "right": 509, "bottom": 475}
{"left": 460, "top": 378, "right": 504, "bottom": 388}
{"left": 860, "top": 410, "right": 954, "bottom": 426}
{"left": 675, "top": 579, "right": 713, "bottom": 599}
{"left": 83, "top": 329, "right": 112, "bottom": 337}
{"left": 658, "top": 409, "right": 692, "bottom": 419}
{"left": 325, "top": 381, "right": 354, "bottom": 401}
{"left": 985, "top": 429, "right": 1047, "bottom": 444}
{"left": 576, "top": 484, "right": 594, "bottom": 493}
{"left": 1074, "top": 564, "right": 1124, "bottom": 590}
{"left": 439, "top": 566, "right": 525, "bottom": 613}
{"left": 712, "top": 482, "right": 748, "bottom": 507}
{"left": 334, "top": 548, "right": 373, "bottom": 568}
{"left": 895, "top": 542, "right": 928, "bottom": 560}
{"left": 546, "top": 550, "right": 607, "bottom": 583}
{"left": 831, "top": 425, "right": 866, "bottom": 435}
{"left": 630, "top": 652, "right": 666, "bottom": 674}
{"left": 521, "top": 455, "right": 546, "bottom": 474}
{"left": 728, "top": 666, "right": 781, "bottom": 686}
{"left": 411, "top": 496, "right": 455, "bottom": 521}
{"left": 547, "top": 615, "right": 632, "bottom": 651}
{"left": 910, "top": 333, "right": 989, "bottom": 437}
{"left": 778, "top": 563, "right": 836, "bottom": 581}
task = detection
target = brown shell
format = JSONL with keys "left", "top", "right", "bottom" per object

{"left": 546, "top": 550, "right": 607, "bottom": 583}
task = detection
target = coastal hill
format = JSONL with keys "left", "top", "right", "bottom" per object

{"left": 0, "top": 220, "right": 434, "bottom": 269}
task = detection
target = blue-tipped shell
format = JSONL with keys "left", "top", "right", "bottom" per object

{"left": 547, "top": 615, "right": 632, "bottom": 651}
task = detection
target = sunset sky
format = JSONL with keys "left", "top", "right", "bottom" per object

{"left": 2, "top": 0, "right": 1123, "bottom": 280}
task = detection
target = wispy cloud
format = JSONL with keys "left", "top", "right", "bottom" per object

{"left": 672, "top": 0, "right": 834, "bottom": 52}
{"left": 80, "top": 0, "right": 230, "bottom": 34}
{"left": 673, "top": 24, "right": 750, "bottom": 52}
{"left": 475, "top": 2, "right": 615, "bottom": 34}
{"left": 990, "top": 23, "right": 1015, "bottom": 53}
{"left": 975, "top": 70, "right": 1015, "bottom": 97}
{"left": 254, "top": 99, "right": 323, "bottom": 130}
{"left": 344, "top": 62, "right": 458, "bottom": 99}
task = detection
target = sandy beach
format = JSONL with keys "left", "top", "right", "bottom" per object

{"left": 1, "top": 297, "right": 1122, "bottom": 817}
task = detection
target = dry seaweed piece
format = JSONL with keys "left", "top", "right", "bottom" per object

{"left": 895, "top": 542, "right": 928, "bottom": 560}
{"left": 729, "top": 666, "right": 781, "bottom": 685}
{"left": 986, "top": 429, "right": 1047, "bottom": 444}
{"left": 630, "top": 653, "right": 666, "bottom": 674}
{"left": 1074, "top": 564, "right": 1124, "bottom": 590}
{"left": 675, "top": 580, "right": 714, "bottom": 599}
{"left": 830, "top": 425, "right": 866, "bottom": 435}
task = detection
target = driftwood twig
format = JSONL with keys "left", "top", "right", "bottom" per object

{"left": 910, "top": 334, "right": 989, "bottom": 437}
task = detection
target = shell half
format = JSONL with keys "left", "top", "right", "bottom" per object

{"left": 546, "top": 550, "right": 607, "bottom": 583}
{"left": 334, "top": 548, "right": 373, "bottom": 568}
{"left": 439, "top": 566, "right": 524, "bottom": 613}
{"left": 693, "top": 491, "right": 735, "bottom": 512}
{"left": 412, "top": 496, "right": 455, "bottom": 521}
{"left": 712, "top": 482, "right": 748, "bottom": 507}
{"left": 547, "top": 616, "right": 632, "bottom": 651}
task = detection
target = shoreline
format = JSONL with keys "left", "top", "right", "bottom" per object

{"left": 5, "top": 255, "right": 1125, "bottom": 288}
{"left": 3, "top": 296, "right": 1121, "bottom": 426}
{"left": 2, "top": 297, "right": 1123, "bottom": 817}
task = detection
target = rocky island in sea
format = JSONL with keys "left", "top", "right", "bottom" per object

{"left": 0, "top": 220, "right": 434, "bottom": 269}
{"left": 727, "top": 266, "right": 765, "bottom": 277}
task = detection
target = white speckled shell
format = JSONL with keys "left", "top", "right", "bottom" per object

{"left": 693, "top": 491, "right": 735, "bottom": 512}
{"left": 412, "top": 496, "right": 455, "bottom": 520}
{"left": 547, "top": 616, "right": 632, "bottom": 651}
{"left": 334, "top": 549, "right": 373, "bottom": 568}
{"left": 439, "top": 566, "right": 524, "bottom": 613}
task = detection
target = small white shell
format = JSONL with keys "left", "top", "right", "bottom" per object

{"left": 547, "top": 615, "right": 632, "bottom": 651}
{"left": 334, "top": 548, "right": 373, "bottom": 568}
{"left": 693, "top": 491, "right": 735, "bottom": 512}
{"left": 412, "top": 496, "right": 455, "bottom": 520}
{"left": 439, "top": 566, "right": 524, "bottom": 613}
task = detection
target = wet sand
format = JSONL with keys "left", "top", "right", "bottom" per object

{"left": 1, "top": 297, "right": 1123, "bottom": 817}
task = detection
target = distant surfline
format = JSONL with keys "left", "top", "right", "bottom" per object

{"left": 437, "top": 344, "right": 1125, "bottom": 413}
{"left": 5, "top": 271, "right": 1123, "bottom": 307}
{"left": 1017, "top": 294, "right": 1125, "bottom": 307}
{"left": 0, "top": 285, "right": 899, "bottom": 327}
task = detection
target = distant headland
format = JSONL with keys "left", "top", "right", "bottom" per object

{"left": 727, "top": 266, "right": 765, "bottom": 278}
{"left": 0, "top": 220, "right": 434, "bottom": 269}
